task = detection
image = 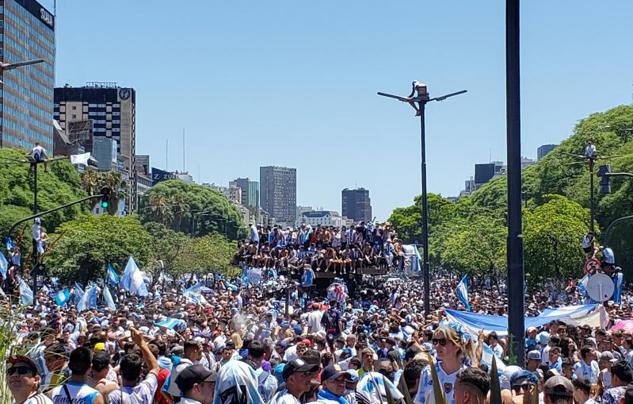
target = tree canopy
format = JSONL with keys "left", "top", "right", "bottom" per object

{"left": 139, "top": 180, "right": 244, "bottom": 240}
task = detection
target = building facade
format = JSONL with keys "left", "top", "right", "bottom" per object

{"left": 54, "top": 84, "right": 137, "bottom": 209}
{"left": 260, "top": 166, "right": 296, "bottom": 226}
{"left": 301, "top": 210, "right": 344, "bottom": 228}
{"left": 0, "top": 0, "right": 55, "bottom": 152}
{"left": 474, "top": 161, "right": 504, "bottom": 187}
{"left": 537, "top": 144, "right": 557, "bottom": 160}
{"left": 229, "top": 177, "right": 259, "bottom": 209}
{"left": 341, "top": 188, "right": 372, "bottom": 224}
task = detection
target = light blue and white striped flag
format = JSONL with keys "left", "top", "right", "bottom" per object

{"left": 455, "top": 275, "right": 471, "bottom": 311}
{"left": 103, "top": 285, "right": 116, "bottom": 310}
{"left": 18, "top": 277, "right": 33, "bottom": 306}
{"left": 156, "top": 317, "right": 186, "bottom": 330}
{"left": 357, "top": 372, "right": 404, "bottom": 403}
{"left": 577, "top": 274, "right": 589, "bottom": 298}
{"left": 77, "top": 284, "right": 98, "bottom": 312}
{"left": 0, "top": 253, "right": 8, "bottom": 278}
{"left": 121, "top": 257, "right": 148, "bottom": 296}
{"left": 74, "top": 282, "right": 84, "bottom": 297}
{"left": 107, "top": 264, "right": 120, "bottom": 286}
{"left": 480, "top": 343, "right": 506, "bottom": 371}
{"left": 54, "top": 288, "right": 71, "bottom": 306}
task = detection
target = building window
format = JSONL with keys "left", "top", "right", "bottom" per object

{"left": 71, "top": 105, "right": 77, "bottom": 110}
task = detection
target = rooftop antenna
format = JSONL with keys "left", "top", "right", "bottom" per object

{"left": 182, "top": 128, "right": 186, "bottom": 173}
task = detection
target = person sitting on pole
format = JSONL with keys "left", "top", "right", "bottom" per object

{"left": 29, "top": 142, "right": 48, "bottom": 172}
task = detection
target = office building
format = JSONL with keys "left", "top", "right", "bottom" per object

{"left": 54, "top": 83, "right": 137, "bottom": 209}
{"left": 0, "top": 0, "right": 55, "bottom": 151}
{"left": 134, "top": 155, "right": 152, "bottom": 201}
{"left": 260, "top": 166, "right": 296, "bottom": 225}
{"left": 474, "top": 161, "right": 504, "bottom": 187}
{"left": 521, "top": 156, "right": 535, "bottom": 169}
{"left": 301, "top": 210, "right": 344, "bottom": 228}
{"left": 92, "top": 136, "right": 117, "bottom": 171}
{"left": 342, "top": 188, "right": 372, "bottom": 224}
{"left": 537, "top": 144, "right": 557, "bottom": 160}
{"left": 229, "top": 177, "right": 259, "bottom": 209}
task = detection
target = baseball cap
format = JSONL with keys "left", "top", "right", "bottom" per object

{"left": 6, "top": 355, "right": 39, "bottom": 375}
{"left": 527, "top": 350, "right": 541, "bottom": 361}
{"left": 175, "top": 364, "right": 216, "bottom": 392}
{"left": 544, "top": 375, "right": 573, "bottom": 398}
{"left": 510, "top": 370, "right": 538, "bottom": 387}
{"left": 321, "top": 364, "right": 352, "bottom": 382}
{"left": 600, "top": 351, "right": 616, "bottom": 363}
{"left": 282, "top": 358, "right": 320, "bottom": 381}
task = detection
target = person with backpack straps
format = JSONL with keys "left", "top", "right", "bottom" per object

{"left": 49, "top": 347, "right": 104, "bottom": 404}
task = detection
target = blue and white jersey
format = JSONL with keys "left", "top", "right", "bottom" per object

{"left": 50, "top": 381, "right": 100, "bottom": 404}
{"left": 414, "top": 361, "right": 465, "bottom": 404}
{"left": 573, "top": 359, "right": 600, "bottom": 384}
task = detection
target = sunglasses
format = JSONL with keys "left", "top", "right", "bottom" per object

{"left": 432, "top": 338, "right": 448, "bottom": 346}
{"left": 7, "top": 366, "right": 34, "bottom": 376}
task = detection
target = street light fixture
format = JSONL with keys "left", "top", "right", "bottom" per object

{"left": 378, "top": 82, "right": 467, "bottom": 315}
{"left": 0, "top": 59, "right": 45, "bottom": 84}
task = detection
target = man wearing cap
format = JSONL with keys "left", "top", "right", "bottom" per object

{"left": 312, "top": 364, "right": 351, "bottom": 403}
{"left": 543, "top": 375, "right": 574, "bottom": 404}
{"left": 598, "top": 351, "right": 615, "bottom": 390}
{"left": 526, "top": 350, "right": 541, "bottom": 373}
{"left": 268, "top": 358, "right": 320, "bottom": 404}
{"left": 6, "top": 355, "right": 53, "bottom": 404}
{"left": 175, "top": 364, "right": 216, "bottom": 404}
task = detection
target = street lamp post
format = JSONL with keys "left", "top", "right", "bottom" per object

{"left": 378, "top": 82, "right": 466, "bottom": 315}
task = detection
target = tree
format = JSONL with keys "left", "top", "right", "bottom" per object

{"left": 523, "top": 195, "right": 589, "bottom": 283}
{"left": 80, "top": 169, "right": 126, "bottom": 214}
{"left": 144, "top": 222, "right": 189, "bottom": 274}
{"left": 0, "top": 148, "right": 87, "bottom": 235}
{"left": 139, "top": 180, "right": 244, "bottom": 240}
{"left": 46, "top": 215, "right": 153, "bottom": 284}
{"left": 171, "top": 233, "right": 237, "bottom": 276}
{"left": 441, "top": 215, "right": 506, "bottom": 277}
{"left": 388, "top": 193, "right": 457, "bottom": 244}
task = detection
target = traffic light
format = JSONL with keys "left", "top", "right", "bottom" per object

{"left": 598, "top": 164, "right": 611, "bottom": 194}
{"left": 100, "top": 187, "right": 112, "bottom": 209}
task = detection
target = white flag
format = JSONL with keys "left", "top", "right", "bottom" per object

{"left": 70, "top": 152, "right": 91, "bottom": 166}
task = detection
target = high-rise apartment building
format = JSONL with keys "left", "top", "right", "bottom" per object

{"left": 0, "top": 0, "right": 55, "bottom": 151}
{"left": 54, "top": 83, "right": 137, "bottom": 209}
{"left": 260, "top": 166, "right": 296, "bottom": 225}
{"left": 537, "top": 144, "right": 557, "bottom": 160}
{"left": 229, "top": 177, "right": 259, "bottom": 209}
{"left": 342, "top": 188, "right": 372, "bottom": 224}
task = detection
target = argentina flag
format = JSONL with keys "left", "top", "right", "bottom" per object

{"left": 54, "top": 288, "right": 71, "bottom": 307}
{"left": 156, "top": 317, "right": 187, "bottom": 330}
{"left": 107, "top": 264, "right": 120, "bottom": 286}
{"left": 455, "top": 275, "right": 471, "bottom": 311}
{"left": 18, "top": 277, "right": 33, "bottom": 306}
{"left": 103, "top": 286, "right": 117, "bottom": 310}
{"left": 0, "top": 252, "right": 7, "bottom": 278}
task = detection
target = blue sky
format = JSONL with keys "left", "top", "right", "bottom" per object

{"left": 53, "top": 1, "right": 633, "bottom": 220}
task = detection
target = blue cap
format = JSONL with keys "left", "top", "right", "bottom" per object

{"left": 603, "top": 247, "right": 615, "bottom": 264}
{"left": 511, "top": 370, "right": 538, "bottom": 387}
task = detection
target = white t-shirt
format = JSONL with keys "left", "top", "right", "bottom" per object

{"left": 268, "top": 389, "right": 301, "bottom": 404}
{"left": 414, "top": 362, "right": 464, "bottom": 404}
{"left": 107, "top": 373, "right": 158, "bottom": 404}
{"left": 20, "top": 392, "right": 53, "bottom": 404}
{"left": 306, "top": 310, "right": 324, "bottom": 333}
{"left": 50, "top": 381, "right": 100, "bottom": 403}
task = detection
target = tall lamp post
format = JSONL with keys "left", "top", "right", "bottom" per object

{"left": 378, "top": 82, "right": 466, "bottom": 315}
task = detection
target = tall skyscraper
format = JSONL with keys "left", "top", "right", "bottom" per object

{"left": 537, "top": 144, "right": 557, "bottom": 160}
{"left": 0, "top": 0, "right": 55, "bottom": 151}
{"left": 260, "top": 166, "right": 296, "bottom": 225}
{"left": 54, "top": 83, "right": 137, "bottom": 209}
{"left": 229, "top": 177, "right": 259, "bottom": 208}
{"left": 342, "top": 188, "right": 372, "bottom": 224}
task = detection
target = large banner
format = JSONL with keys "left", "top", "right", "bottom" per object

{"left": 445, "top": 304, "right": 608, "bottom": 336}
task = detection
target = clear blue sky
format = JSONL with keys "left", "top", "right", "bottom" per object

{"left": 53, "top": 1, "right": 633, "bottom": 220}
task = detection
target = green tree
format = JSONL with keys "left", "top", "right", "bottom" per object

{"left": 144, "top": 222, "right": 189, "bottom": 274}
{"left": 171, "top": 233, "right": 238, "bottom": 276}
{"left": 388, "top": 193, "right": 457, "bottom": 244}
{"left": 0, "top": 148, "right": 87, "bottom": 235}
{"left": 46, "top": 215, "right": 153, "bottom": 284}
{"left": 523, "top": 195, "right": 589, "bottom": 283}
{"left": 139, "top": 180, "right": 244, "bottom": 240}
{"left": 80, "top": 169, "right": 127, "bottom": 214}
{"left": 441, "top": 215, "right": 507, "bottom": 277}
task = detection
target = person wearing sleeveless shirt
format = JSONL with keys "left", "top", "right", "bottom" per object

{"left": 50, "top": 347, "right": 104, "bottom": 404}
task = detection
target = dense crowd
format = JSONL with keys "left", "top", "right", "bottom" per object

{"left": 1, "top": 224, "right": 633, "bottom": 404}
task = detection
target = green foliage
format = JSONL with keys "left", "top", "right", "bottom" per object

{"left": 80, "top": 169, "right": 126, "bottom": 214}
{"left": 46, "top": 215, "right": 153, "bottom": 284}
{"left": 144, "top": 222, "right": 190, "bottom": 274}
{"left": 441, "top": 214, "right": 507, "bottom": 276}
{"left": 171, "top": 233, "right": 238, "bottom": 275}
{"left": 0, "top": 148, "right": 87, "bottom": 235}
{"left": 388, "top": 193, "right": 457, "bottom": 244}
{"left": 139, "top": 180, "right": 244, "bottom": 240}
{"left": 523, "top": 195, "right": 589, "bottom": 283}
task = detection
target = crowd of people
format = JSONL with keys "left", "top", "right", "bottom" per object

{"left": 1, "top": 224, "right": 633, "bottom": 404}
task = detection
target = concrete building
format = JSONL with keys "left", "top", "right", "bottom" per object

{"left": 134, "top": 155, "right": 152, "bottom": 202}
{"left": 260, "top": 166, "right": 296, "bottom": 226}
{"left": 0, "top": 0, "right": 55, "bottom": 152}
{"left": 92, "top": 137, "right": 118, "bottom": 171}
{"left": 301, "top": 210, "right": 344, "bottom": 228}
{"left": 537, "top": 144, "right": 557, "bottom": 160}
{"left": 229, "top": 178, "right": 259, "bottom": 209}
{"left": 341, "top": 188, "right": 372, "bottom": 224}
{"left": 54, "top": 84, "right": 137, "bottom": 209}
{"left": 521, "top": 156, "right": 535, "bottom": 169}
{"left": 474, "top": 161, "right": 504, "bottom": 188}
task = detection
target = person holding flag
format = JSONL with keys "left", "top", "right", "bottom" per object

{"left": 455, "top": 275, "right": 471, "bottom": 312}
